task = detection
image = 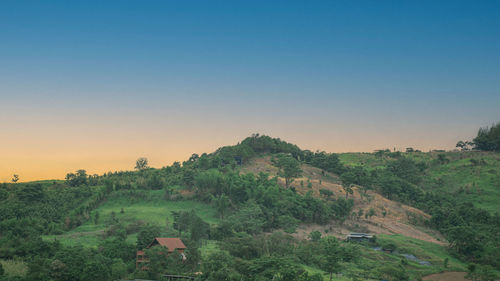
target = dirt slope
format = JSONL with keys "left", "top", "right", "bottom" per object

{"left": 241, "top": 156, "right": 446, "bottom": 245}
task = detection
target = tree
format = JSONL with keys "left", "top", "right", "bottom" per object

{"left": 456, "top": 141, "right": 473, "bottom": 151}
{"left": 447, "top": 226, "right": 483, "bottom": 258}
{"left": 273, "top": 154, "right": 302, "bottom": 188}
{"left": 201, "top": 250, "right": 239, "bottom": 281}
{"left": 308, "top": 231, "right": 322, "bottom": 242}
{"left": 11, "top": 174, "right": 19, "bottom": 183}
{"left": 94, "top": 211, "right": 100, "bottom": 224}
{"left": 319, "top": 236, "right": 341, "bottom": 281}
{"left": 214, "top": 194, "right": 231, "bottom": 219}
{"left": 228, "top": 200, "right": 265, "bottom": 234}
{"left": 387, "top": 158, "right": 423, "bottom": 184}
{"left": 473, "top": 122, "right": 500, "bottom": 151}
{"left": 340, "top": 166, "right": 372, "bottom": 197}
{"left": 367, "top": 208, "right": 376, "bottom": 219}
{"left": 136, "top": 225, "right": 161, "bottom": 249}
{"left": 319, "top": 188, "right": 334, "bottom": 199}
{"left": 145, "top": 246, "right": 170, "bottom": 279}
{"left": 65, "top": 169, "right": 88, "bottom": 186}
{"left": 466, "top": 264, "right": 479, "bottom": 281}
{"left": 135, "top": 157, "right": 149, "bottom": 171}
{"left": 81, "top": 255, "right": 111, "bottom": 281}
{"left": 190, "top": 215, "right": 210, "bottom": 242}
{"left": 110, "top": 259, "right": 127, "bottom": 280}
{"left": 340, "top": 174, "right": 354, "bottom": 199}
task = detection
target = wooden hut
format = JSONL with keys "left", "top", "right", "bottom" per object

{"left": 136, "top": 238, "right": 186, "bottom": 270}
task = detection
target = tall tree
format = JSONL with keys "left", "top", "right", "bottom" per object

{"left": 340, "top": 173, "right": 354, "bottom": 199}
{"left": 273, "top": 154, "right": 302, "bottom": 188}
{"left": 320, "top": 236, "right": 341, "bottom": 281}
{"left": 214, "top": 194, "right": 231, "bottom": 219}
{"left": 473, "top": 122, "right": 500, "bottom": 151}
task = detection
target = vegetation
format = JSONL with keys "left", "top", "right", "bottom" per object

{"left": 473, "top": 122, "right": 500, "bottom": 152}
{"left": 1, "top": 128, "right": 499, "bottom": 280}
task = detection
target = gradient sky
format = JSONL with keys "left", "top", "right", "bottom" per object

{"left": 1, "top": 0, "right": 499, "bottom": 181}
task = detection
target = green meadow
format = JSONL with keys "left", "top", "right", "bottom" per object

{"left": 43, "top": 190, "right": 219, "bottom": 247}
{"left": 339, "top": 151, "right": 500, "bottom": 213}
{"left": 0, "top": 259, "right": 28, "bottom": 279}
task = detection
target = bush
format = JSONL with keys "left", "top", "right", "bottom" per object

{"left": 308, "top": 231, "right": 322, "bottom": 242}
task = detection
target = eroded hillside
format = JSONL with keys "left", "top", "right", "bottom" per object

{"left": 241, "top": 156, "right": 446, "bottom": 245}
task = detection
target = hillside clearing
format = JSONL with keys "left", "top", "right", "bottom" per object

{"left": 242, "top": 156, "right": 446, "bottom": 245}
{"left": 43, "top": 190, "right": 219, "bottom": 247}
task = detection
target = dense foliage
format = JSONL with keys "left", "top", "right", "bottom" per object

{"left": 1, "top": 133, "right": 499, "bottom": 280}
{"left": 473, "top": 122, "right": 500, "bottom": 151}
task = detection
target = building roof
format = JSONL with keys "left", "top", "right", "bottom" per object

{"left": 148, "top": 238, "right": 186, "bottom": 252}
{"left": 347, "top": 233, "right": 374, "bottom": 239}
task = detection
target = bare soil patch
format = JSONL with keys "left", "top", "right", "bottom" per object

{"left": 242, "top": 156, "right": 447, "bottom": 245}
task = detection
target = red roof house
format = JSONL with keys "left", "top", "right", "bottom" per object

{"left": 148, "top": 238, "right": 186, "bottom": 252}
{"left": 136, "top": 237, "right": 186, "bottom": 270}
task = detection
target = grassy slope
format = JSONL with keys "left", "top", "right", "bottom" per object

{"left": 339, "top": 151, "right": 500, "bottom": 213}
{"left": 376, "top": 234, "right": 466, "bottom": 273}
{"left": 0, "top": 259, "right": 28, "bottom": 279}
{"left": 43, "top": 151, "right": 497, "bottom": 280}
{"left": 336, "top": 151, "right": 500, "bottom": 279}
{"left": 43, "top": 190, "right": 219, "bottom": 247}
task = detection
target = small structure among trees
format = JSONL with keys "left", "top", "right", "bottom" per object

{"left": 136, "top": 237, "right": 187, "bottom": 270}
{"left": 346, "top": 233, "right": 375, "bottom": 242}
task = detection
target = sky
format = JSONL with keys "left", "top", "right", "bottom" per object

{"left": 1, "top": 0, "right": 499, "bottom": 181}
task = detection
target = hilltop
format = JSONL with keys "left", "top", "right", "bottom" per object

{"left": 0, "top": 134, "right": 499, "bottom": 281}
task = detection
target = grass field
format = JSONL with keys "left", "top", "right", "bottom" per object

{"left": 375, "top": 234, "right": 466, "bottom": 271}
{"left": 339, "top": 151, "right": 500, "bottom": 213}
{"left": 343, "top": 234, "right": 468, "bottom": 280}
{"left": 43, "top": 189, "right": 219, "bottom": 247}
{"left": 425, "top": 153, "right": 500, "bottom": 212}
{"left": 0, "top": 259, "right": 28, "bottom": 279}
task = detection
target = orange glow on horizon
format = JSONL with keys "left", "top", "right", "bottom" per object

{"left": 0, "top": 129, "right": 468, "bottom": 182}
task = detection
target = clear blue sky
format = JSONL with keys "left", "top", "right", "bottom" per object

{"left": 1, "top": 0, "right": 499, "bottom": 180}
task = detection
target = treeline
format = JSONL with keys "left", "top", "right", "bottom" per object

{"left": 457, "top": 121, "right": 500, "bottom": 151}
{"left": 472, "top": 122, "right": 500, "bottom": 151}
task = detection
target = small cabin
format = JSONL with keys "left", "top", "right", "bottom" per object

{"left": 346, "top": 233, "right": 375, "bottom": 242}
{"left": 136, "top": 237, "right": 187, "bottom": 270}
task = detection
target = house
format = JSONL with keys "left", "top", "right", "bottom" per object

{"left": 346, "top": 233, "right": 375, "bottom": 242}
{"left": 136, "top": 237, "right": 187, "bottom": 270}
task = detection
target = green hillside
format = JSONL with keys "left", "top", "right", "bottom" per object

{"left": 43, "top": 190, "right": 219, "bottom": 247}
{"left": 1, "top": 135, "right": 499, "bottom": 281}
{"left": 339, "top": 151, "right": 500, "bottom": 213}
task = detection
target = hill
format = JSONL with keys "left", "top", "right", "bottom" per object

{"left": 338, "top": 151, "right": 500, "bottom": 213}
{"left": 0, "top": 134, "right": 499, "bottom": 281}
{"left": 241, "top": 156, "right": 444, "bottom": 245}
